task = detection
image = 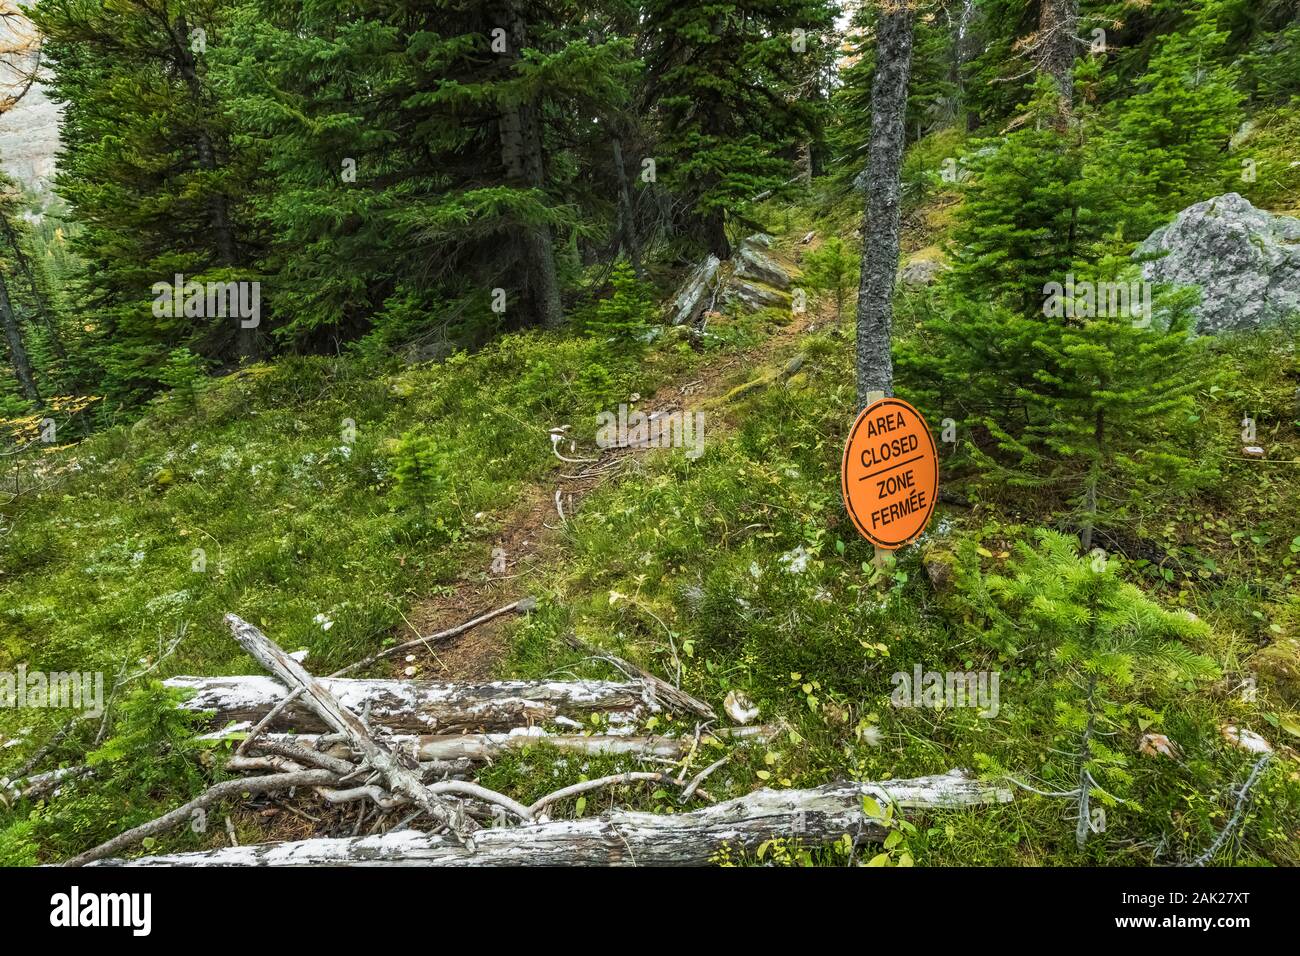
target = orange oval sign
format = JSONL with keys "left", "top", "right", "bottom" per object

{"left": 841, "top": 397, "right": 938, "bottom": 550}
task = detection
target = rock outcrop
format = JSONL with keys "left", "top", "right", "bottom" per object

{"left": 1135, "top": 193, "right": 1300, "bottom": 334}
{"left": 665, "top": 254, "right": 721, "bottom": 326}
{"left": 900, "top": 257, "right": 947, "bottom": 289}
{"left": 733, "top": 234, "right": 791, "bottom": 289}
{"left": 666, "top": 235, "right": 794, "bottom": 324}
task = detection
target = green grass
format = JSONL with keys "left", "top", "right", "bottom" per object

{"left": 496, "top": 311, "right": 1300, "bottom": 866}
{"left": 3, "top": 193, "right": 1297, "bottom": 867}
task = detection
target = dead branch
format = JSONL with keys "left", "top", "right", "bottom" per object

{"left": 65, "top": 768, "right": 343, "bottom": 867}
{"left": 222, "top": 614, "right": 472, "bottom": 839}
{"left": 169, "top": 673, "right": 653, "bottom": 734}
{"left": 528, "top": 771, "right": 674, "bottom": 818}
{"left": 332, "top": 597, "right": 537, "bottom": 679}
{"left": 561, "top": 632, "right": 714, "bottom": 720}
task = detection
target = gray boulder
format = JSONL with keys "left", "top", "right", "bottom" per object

{"left": 734, "top": 236, "right": 791, "bottom": 290}
{"left": 666, "top": 254, "right": 721, "bottom": 326}
{"left": 899, "top": 258, "right": 947, "bottom": 289}
{"left": 723, "top": 280, "right": 788, "bottom": 311}
{"left": 1135, "top": 193, "right": 1300, "bottom": 334}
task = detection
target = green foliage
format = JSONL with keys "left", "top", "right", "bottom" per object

{"left": 2, "top": 682, "right": 208, "bottom": 863}
{"left": 799, "top": 237, "right": 856, "bottom": 325}
{"left": 643, "top": 0, "right": 837, "bottom": 252}
{"left": 965, "top": 529, "right": 1219, "bottom": 846}
{"left": 942, "top": 83, "right": 1104, "bottom": 314}
{"left": 31, "top": 0, "right": 263, "bottom": 405}
{"left": 1092, "top": 1, "right": 1245, "bottom": 240}
{"left": 391, "top": 427, "right": 447, "bottom": 517}
{"left": 584, "top": 259, "right": 654, "bottom": 344}
{"left": 157, "top": 347, "right": 208, "bottom": 403}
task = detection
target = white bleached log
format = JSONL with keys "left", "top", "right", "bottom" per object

{"left": 92, "top": 770, "right": 1011, "bottom": 866}
{"left": 168, "top": 674, "right": 654, "bottom": 734}
{"left": 200, "top": 725, "right": 776, "bottom": 762}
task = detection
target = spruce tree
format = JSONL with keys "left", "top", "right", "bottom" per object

{"left": 222, "top": 0, "right": 635, "bottom": 344}
{"left": 32, "top": 0, "right": 260, "bottom": 405}
{"left": 975, "top": 530, "right": 1217, "bottom": 849}
{"left": 642, "top": 0, "right": 836, "bottom": 259}
{"left": 1091, "top": 1, "right": 1244, "bottom": 240}
{"left": 983, "top": 248, "right": 1211, "bottom": 550}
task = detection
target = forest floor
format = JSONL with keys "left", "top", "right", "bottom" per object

{"left": 401, "top": 263, "right": 822, "bottom": 683}
{"left": 3, "top": 177, "right": 1298, "bottom": 867}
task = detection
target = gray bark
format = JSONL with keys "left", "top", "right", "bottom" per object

{"left": 611, "top": 137, "right": 643, "bottom": 277}
{"left": 497, "top": 0, "right": 563, "bottom": 329}
{"left": 167, "top": 673, "right": 655, "bottom": 734}
{"left": 1038, "top": 0, "right": 1078, "bottom": 118}
{"left": 854, "top": 3, "right": 915, "bottom": 408}
{"left": 90, "top": 770, "right": 1012, "bottom": 866}
{"left": 0, "top": 270, "right": 40, "bottom": 402}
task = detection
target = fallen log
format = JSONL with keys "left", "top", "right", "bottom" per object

{"left": 560, "top": 633, "right": 715, "bottom": 720}
{"left": 91, "top": 770, "right": 1011, "bottom": 866}
{"left": 168, "top": 674, "right": 654, "bottom": 734}
{"left": 1, "top": 766, "right": 92, "bottom": 804}
{"left": 200, "top": 725, "right": 776, "bottom": 762}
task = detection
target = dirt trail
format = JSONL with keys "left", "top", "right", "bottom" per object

{"left": 401, "top": 241, "right": 824, "bottom": 680}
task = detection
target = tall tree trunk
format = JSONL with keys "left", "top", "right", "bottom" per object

{"left": 1038, "top": 0, "right": 1078, "bottom": 119}
{"left": 1079, "top": 407, "right": 1105, "bottom": 551}
{"left": 611, "top": 136, "right": 643, "bottom": 277}
{"left": 0, "top": 270, "right": 41, "bottom": 403}
{"left": 0, "top": 212, "right": 65, "bottom": 360}
{"left": 497, "top": 1, "right": 563, "bottom": 330}
{"left": 171, "top": 13, "right": 254, "bottom": 360}
{"left": 854, "top": 1, "right": 915, "bottom": 408}
{"left": 703, "top": 209, "right": 730, "bottom": 261}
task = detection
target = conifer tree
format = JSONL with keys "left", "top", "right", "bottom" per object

{"left": 982, "top": 248, "right": 1211, "bottom": 550}
{"left": 642, "top": 0, "right": 836, "bottom": 259}
{"left": 585, "top": 258, "right": 653, "bottom": 345}
{"left": 942, "top": 82, "right": 1103, "bottom": 314}
{"left": 800, "top": 236, "right": 856, "bottom": 326}
{"left": 1091, "top": 1, "right": 1244, "bottom": 240}
{"left": 32, "top": 0, "right": 260, "bottom": 405}
{"left": 223, "top": 0, "right": 635, "bottom": 344}
{"left": 976, "top": 530, "right": 1217, "bottom": 848}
